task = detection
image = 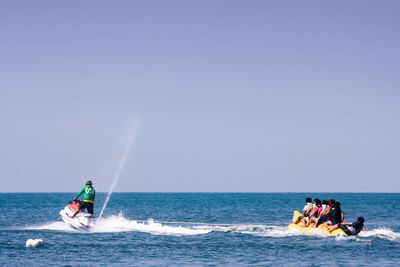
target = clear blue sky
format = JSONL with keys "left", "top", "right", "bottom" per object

{"left": 1, "top": 1, "right": 399, "bottom": 192}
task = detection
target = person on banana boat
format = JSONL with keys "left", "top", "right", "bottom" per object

{"left": 323, "top": 201, "right": 343, "bottom": 227}
{"left": 314, "top": 199, "right": 335, "bottom": 228}
{"left": 327, "top": 217, "right": 365, "bottom": 236}
{"left": 307, "top": 199, "right": 329, "bottom": 227}
{"left": 291, "top": 197, "right": 313, "bottom": 224}
{"left": 300, "top": 198, "right": 321, "bottom": 227}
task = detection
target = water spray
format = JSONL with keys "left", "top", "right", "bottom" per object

{"left": 99, "top": 121, "right": 138, "bottom": 219}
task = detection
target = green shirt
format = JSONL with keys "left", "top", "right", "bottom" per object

{"left": 75, "top": 185, "right": 96, "bottom": 202}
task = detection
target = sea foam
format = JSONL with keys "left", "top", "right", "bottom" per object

{"left": 24, "top": 214, "right": 211, "bottom": 236}
{"left": 90, "top": 215, "right": 211, "bottom": 236}
{"left": 24, "top": 217, "right": 400, "bottom": 241}
{"left": 358, "top": 228, "right": 400, "bottom": 241}
{"left": 192, "top": 224, "right": 312, "bottom": 238}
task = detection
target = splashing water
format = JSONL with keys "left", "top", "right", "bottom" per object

{"left": 22, "top": 215, "right": 400, "bottom": 240}
{"left": 24, "top": 215, "right": 211, "bottom": 236}
{"left": 99, "top": 121, "right": 138, "bottom": 219}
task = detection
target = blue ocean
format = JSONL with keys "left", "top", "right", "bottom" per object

{"left": 1, "top": 193, "right": 399, "bottom": 266}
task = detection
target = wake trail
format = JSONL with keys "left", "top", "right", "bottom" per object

{"left": 22, "top": 216, "right": 304, "bottom": 237}
{"left": 22, "top": 217, "right": 400, "bottom": 241}
{"left": 356, "top": 228, "right": 400, "bottom": 241}
{"left": 23, "top": 215, "right": 211, "bottom": 236}
{"left": 90, "top": 215, "right": 210, "bottom": 235}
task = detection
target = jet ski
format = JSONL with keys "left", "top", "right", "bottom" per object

{"left": 59, "top": 200, "right": 95, "bottom": 230}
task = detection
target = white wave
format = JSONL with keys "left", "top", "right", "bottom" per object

{"left": 334, "top": 235, "right": 372, "bottom": 243}
{"left": 89, "top": 215, "right": 211, "bottom": 236}
{"left": 331, "top": 228, "right": 400, "bottom": 242}
{"left": 335, "top": 235, "right": 356, "bottom": 241}
{"left": 193, "top": 224, "right": 310, "bottom": 238}
{"left": 24, "top": 218, "right": 400, "bottom": 241}
{"left": 358, "top": 228, "right": 400, "bottom": 241}
{"left": 193, "top": 224, "right": 400, "bottom": 240}
{"left": 24, "top": 215, "right": 211, "bottom": 236}
{"left": 235, "top": 225, "right": 311, "bottom": 238}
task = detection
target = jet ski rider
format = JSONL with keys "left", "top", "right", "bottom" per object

{"left": 69, "top": 180, "right": 96, "bottom": 218}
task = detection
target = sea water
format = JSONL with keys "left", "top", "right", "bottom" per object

{"left": 1, "top": 193, "right": 399, "bottom": 266}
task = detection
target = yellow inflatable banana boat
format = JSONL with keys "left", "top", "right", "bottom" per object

{"left": 287, "top": 210, "right": 347, "bottom": 236}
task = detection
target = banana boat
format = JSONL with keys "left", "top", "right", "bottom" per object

{"left": 288, "top": 210, "right": 347, "bottom": 236}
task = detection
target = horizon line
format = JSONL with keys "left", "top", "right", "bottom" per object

{"left": 1, "top": 191, "right": 399, "bottom": 194}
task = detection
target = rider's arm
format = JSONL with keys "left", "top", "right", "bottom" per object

{"left": 75, "top": 187, "right": 85, "bottom": 199}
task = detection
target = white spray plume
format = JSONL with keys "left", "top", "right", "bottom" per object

{"left": 99, "top": 120, "right": 139, "bottom": 219}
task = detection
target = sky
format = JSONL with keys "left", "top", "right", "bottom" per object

{"left": 1, "top": 1, "right": 399, "bottom": 192}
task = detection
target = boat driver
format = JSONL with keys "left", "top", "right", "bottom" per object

{"left": 69, "top": 180, "right": 96, "bottom": 218}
